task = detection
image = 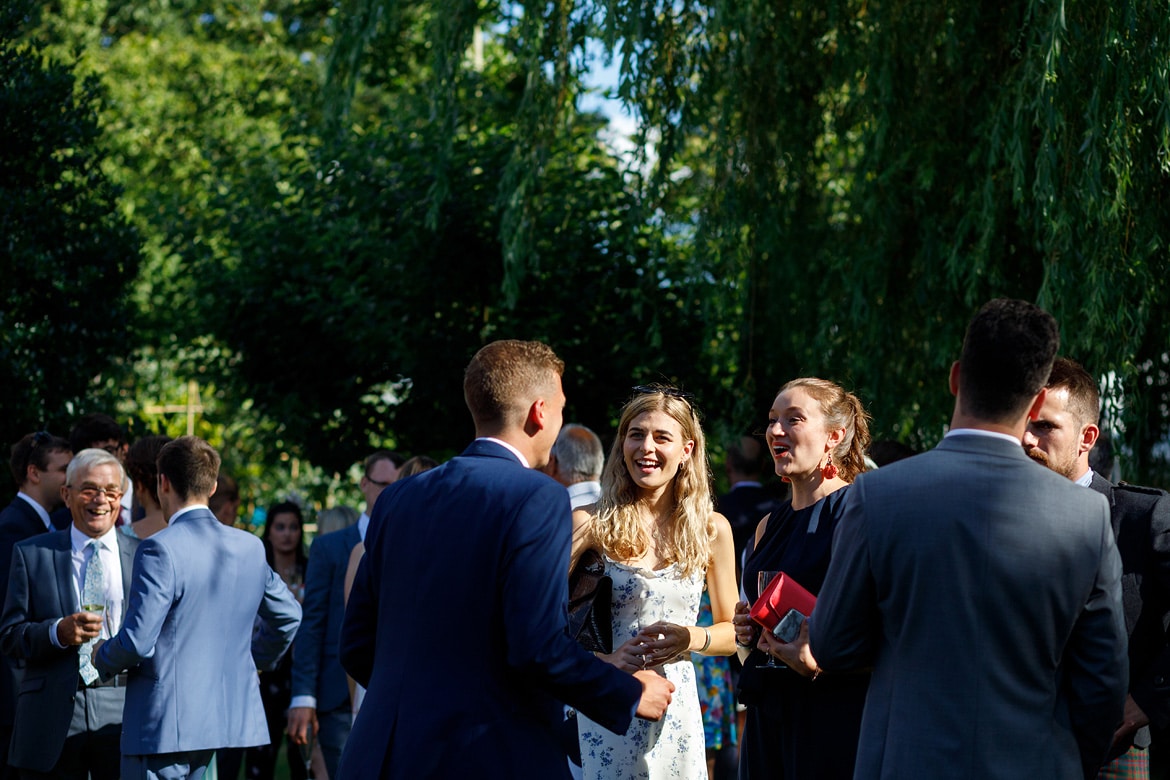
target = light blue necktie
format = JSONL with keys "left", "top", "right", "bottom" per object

{"left": 79, "top": 539, "right": 104, "bottom": 685}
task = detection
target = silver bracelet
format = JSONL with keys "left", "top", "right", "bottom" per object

{"left": 698, "top": 627, "right": 712, "bottom": 654}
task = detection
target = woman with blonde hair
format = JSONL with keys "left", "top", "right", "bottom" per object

{"left": 732, "top": 377, "right": 872, "bottom": 779}
{"left": 573, "top": 385, "right": 738, "bottom": 778}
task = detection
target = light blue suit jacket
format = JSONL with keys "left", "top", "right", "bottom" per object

{"left": 94, "top": 507, "right": 302, "bottom": 755}
{"left": 809, "top": 434, "right": 1128, "bottom": 779}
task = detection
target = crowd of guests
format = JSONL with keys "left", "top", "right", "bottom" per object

{"left": 0, "top": 297, "right": 1168, "bottom": 780}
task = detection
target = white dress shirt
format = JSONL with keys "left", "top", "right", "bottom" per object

{"left": 50, "top": 523, "right": 125, "bottom": 648}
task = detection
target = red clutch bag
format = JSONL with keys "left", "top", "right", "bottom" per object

{"left": 749, "top": 572, "right": 816, "bottom": 632}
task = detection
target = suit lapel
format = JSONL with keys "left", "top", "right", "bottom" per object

{"left": 50, "top": 531, "right": 77, "bottom": 614}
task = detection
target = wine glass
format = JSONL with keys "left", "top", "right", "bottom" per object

{"left": 756, "top": 570, "right": 782, "bottom": 668}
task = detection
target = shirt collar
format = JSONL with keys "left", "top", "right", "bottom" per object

{"left": 169, "top": 504, "right": 210, "bottom": 524}
{"left": 1075, "top": 468, "right": 1094, "bottom": 488}
{"left": 944, "top": 428, "right": 1024, "bottom": 447}
{"left": 70, "top": 522, "right": 119, "bottom": 554}
{"left": 16, "top": 492, "right": 52, "bottom": 530}
{"left": 477, "top": 437, "right": 530, "bottom": 469}
{"left": 358, "top": 512, "right": 369, "bottom": 542}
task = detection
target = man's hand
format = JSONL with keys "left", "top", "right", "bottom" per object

{"left": 633, "top": 670, "right": 674, "bottom": 721}
{"left": 287, "top": 706, "right": 319, "bottom": 746}
{"left": 1110, "top": 695, "right": 1150, "bottom": 750}
{"left": 56, "top": 612, "right": 102, "bottom": 646}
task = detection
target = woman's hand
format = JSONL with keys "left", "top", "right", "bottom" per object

{"left": 635, "top": 621, "right": 692, "bottom": 666}
{"left": 732, "top": 600, "right": 758, "bottom": 648}
{"left": 757, "top": 620, "right": 819, "bottom": 678}
{"left": 600, "top": 637, "right": 653, "bottom": 673}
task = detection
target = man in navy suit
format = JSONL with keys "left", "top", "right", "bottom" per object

{"left": 810, "top": 299, "right": 1128, "bottom": 779}
{"left": 94, "top": 436, "right": 302, "bottom": 780}
{"left": 287, "top": 450, "right": 399, "bottom": 779}
{"left": 0, "top": 431, "right": 71, "bottom": 776}
{"left": 0, "top": 448, "right": 138, "bottom": 780}
{"left": 338, "top": 340, "right": 674, "bottom": 779}
{"left": 1023, "top": 357, "right": 1170, "bottom": 777}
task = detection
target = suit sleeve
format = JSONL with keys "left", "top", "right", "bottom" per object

{"left": 253, "top": 565, "right": 303, "bottom": 671}
{"left": 291, "top": 534, "right": 333, "bottom": 699}
{"left": 94, "top": 538, "right": 173, "bottom": 677}
{"left": 1065, "top": 498, "right": 1129, "bottom": 779}
{"left": 807, "top": 481, "right": 880, "bottom": 670}
{"left": 497, "top": 482, "right": 640, "bottom": 735}
{"left": 1128, "top": 491, "right": 1170, "bottom": 729}
{"left": 0, "top": 544, "right": 68, "bottom": 661}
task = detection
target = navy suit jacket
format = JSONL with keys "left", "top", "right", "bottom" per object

{"left": 94, "top": 507, "right": 302, "bottom": 755}
{"left": 810, "top": 434, "right": 1128, "bottom": 780}
{"left": 290, "top": 522, "right": 361, "bottom": 713}
{"left": 1090, "top": 473, "right": 1170, "bottom": 745}
{"left": 338, "top": 440, "right": 642, "bottom": 780}
{"left": 0, "top": 528, "right": 138, "bottom": 770}
{"left": 0, "top": 498, "right": 53, "bottom": 728}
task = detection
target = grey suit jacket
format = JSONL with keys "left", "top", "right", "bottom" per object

{"left": 94, "top": 508, "right": 302, "bottom": 755}
{"left": 0, "top": 528, "right": 138, "bottom": 771}
{"left": 809, "top": 434, "right": 1128, "bottom": 780}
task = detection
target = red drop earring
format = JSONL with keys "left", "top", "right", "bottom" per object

{"left": 822, "top": 452, "right": 839, "bottom": 481}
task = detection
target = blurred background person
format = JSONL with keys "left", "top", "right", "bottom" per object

{"left": 121, "top": 435, "right": 172, "bottom": 540}
{"left": 210, "top": 472, "right": 241, "bottom": 527}
{"left": 315, "top": 506, "right": 359, "bottom": 537}
{"left": 247, "top": 501, "right": 308, "bottom": 780}
{"left": 732, "top": 377, "right": 871, "bottom": 780}
{"left": 546, "top": 424, "right": 604, "bottom": 509}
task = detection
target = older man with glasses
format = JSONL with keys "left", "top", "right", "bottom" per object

{"left": 0, "top": 448, "right": 137, "bottom": 780}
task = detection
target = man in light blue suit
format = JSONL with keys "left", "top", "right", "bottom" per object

{"left": 338, "top": 340, "right": 675, "bottom": 780}
{"left": 810, "top": 299, "right": 1128, "bottom": 780}
{"left": 94, "top": 436, "right": 302, "bottom": 780}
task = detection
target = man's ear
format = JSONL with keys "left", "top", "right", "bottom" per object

{"left": 1026, "top": 387, "right": 1049, "bottom": 421}
{"left": 1079, "top": 423, "right": 1101, "bottom": 456}
{"left": 948, "top": 361, "right": 961, "bottom": 397}
{"left": 523, "top": 398, "right": 545, "bottom": 436}
{"left": 25, "top": 463, "right": 40, "bottom": 486}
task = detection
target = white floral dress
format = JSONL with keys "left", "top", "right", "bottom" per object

{"left": 578, "top": 558, "right": 707, "bottom": 779}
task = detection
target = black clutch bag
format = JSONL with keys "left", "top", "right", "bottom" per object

{"left": 567, "top": 549, "right": 613, "bottom": 654}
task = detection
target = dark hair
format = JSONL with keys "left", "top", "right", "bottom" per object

{"left": 9, "top": 432, "right": 70, "bottom": 487}
{"left": 68, "top": 413, "right": 124, "bottom": 454}
{"left": 157, "top": 436, "right": 221, "bottom": 501}
{"left": 868, "top": 440, "right": 917, "bottom": 467}
{"left": 725, "top": 436, "right": 765, "bottom": 478}
{"left": 364, "top": 450, "right": 404, "bottom": 478}
{"left": 398, "top": 455, "right": 439, "bottom": 478}
{"left": 1046, "top": 357, "right": 1100, "bottom": 427}
{"left": 778, "top": 378, "right": 872, "bottom": 483}
{"left": 208, "top": 473, "right": 239, "bottom": 513}
{"left": 262, "top": 501, "right": 307, "bottom": 570}
{"left": 124, "top": 435, "right": 173, "bottom": 505}
{"left": 464, "top": 340, "right": 565, "bottom": 430}
{"left": 958, "top": 299, "right": 1060, "bottom": 422}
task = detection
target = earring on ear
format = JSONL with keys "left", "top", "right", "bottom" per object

{"left": 821, "top": 452, "right": 839, "bottom": 481}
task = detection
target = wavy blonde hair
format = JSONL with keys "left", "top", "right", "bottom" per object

{"left": 591, "top": 389, "right": 714, "bottom": 576}
{"left": 778, "top": 377, "right": 872, "bottom": 483}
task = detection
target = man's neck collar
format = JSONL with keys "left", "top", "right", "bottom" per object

{"left": 15, "top": 491, "right": 52, "bottom": 529}
{"left": 476, "top": 436, "right": 531, "bottom": 469}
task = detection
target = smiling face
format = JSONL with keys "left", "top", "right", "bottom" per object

{"left": 622, "top": 410, "right": 695, "bottom": 494}
{"left": 65, "top": 462, "right": 124, "bottom": 539}
{"left": 765, "top": 387, "right": 840, "bottom": 481}
{"left": 268, "top": 511, "right": 303, "bottom": 555}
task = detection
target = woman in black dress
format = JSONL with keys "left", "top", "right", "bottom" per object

{"left": 733, "top": 377, "right": 872, "bottom": 779}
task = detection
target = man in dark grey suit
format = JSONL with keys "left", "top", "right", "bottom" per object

{"left": 810, "top": 299, "right": 1128, "bottom": 779}
{"left": 1024, "top": 356, "right": 1170, "bottom": 778}
{"left": 0, "top": 448, "right": 136, "bottom": 780}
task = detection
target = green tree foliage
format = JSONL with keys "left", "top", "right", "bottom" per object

{"left": 334, "top": 0, "right": 1170, "bottom": 481}
{"left": 0, "top": 0, "right": 140, "bottom": 462}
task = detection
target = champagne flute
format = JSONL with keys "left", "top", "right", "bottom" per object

{"left": 756, "top": 571, "right": 782, "bottom": 668}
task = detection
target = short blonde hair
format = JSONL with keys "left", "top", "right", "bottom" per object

{"left": 463, "top": 340, "right": 564, "bottom": 430}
